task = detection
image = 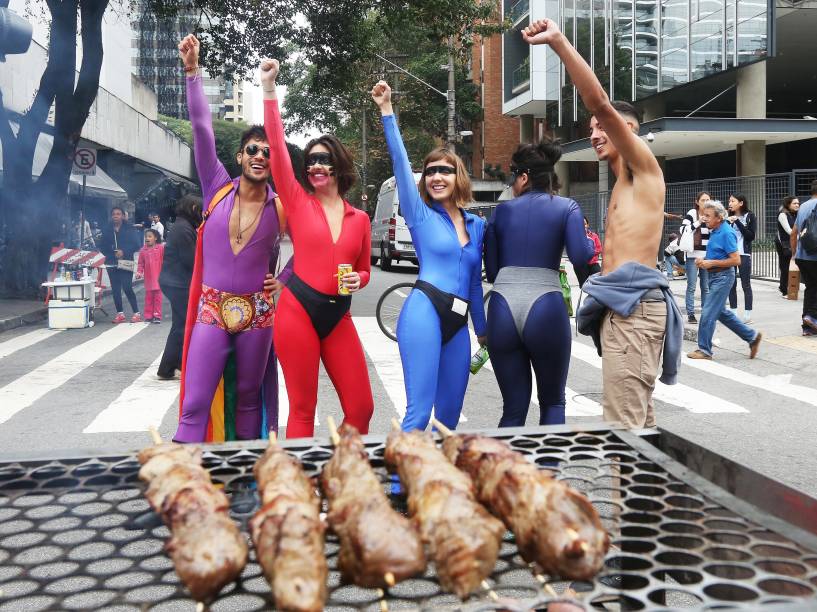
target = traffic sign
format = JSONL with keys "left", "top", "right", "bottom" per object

{"left": 72, "top": 147, "right": 97, "bottom": 176}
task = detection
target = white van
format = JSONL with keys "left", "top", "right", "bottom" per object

{"left": 370, "top": 174, "right": 420, "bottom": 271}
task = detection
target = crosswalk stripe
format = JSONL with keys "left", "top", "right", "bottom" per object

{"left": 0, "top": 324, "right": 146, "bottom": 425}
{"left": 83, "top": 354, "right": 179, "bottom": 433}
{"left": 354, "top": 317, "right": 407, "bottom": 419}
{"left": 681, "top": 355, "right": 817, "bottom": 408}
{"left": 570, "top": 341, "right": 749, "bottom": 414}
{"left": 0, "top": 328, "right": 62, "bottom": 360}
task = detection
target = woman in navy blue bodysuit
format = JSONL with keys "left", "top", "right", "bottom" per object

{"left": 373, "top": 80, "right": 487, "bottom": 432}
{"left": 484, "top": 140, "right": 593, "bottom": 427}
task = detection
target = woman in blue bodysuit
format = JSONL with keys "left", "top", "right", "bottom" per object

{"left": 372, "top": 80, "right": 486, "bottom": 432}
{"left": 484, "top": 140, "right": 593, "bottom": 427}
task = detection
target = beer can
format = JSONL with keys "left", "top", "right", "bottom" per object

{"left": 337, "top": 263, "right": 353, "bottom": 295}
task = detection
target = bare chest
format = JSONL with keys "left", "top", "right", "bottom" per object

{"left": 228, "top": 198, "right": 266, "bottom": 255}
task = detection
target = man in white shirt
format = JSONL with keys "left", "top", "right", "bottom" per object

{"left": 149, "top": 212, "right": 165, "bottom": 239}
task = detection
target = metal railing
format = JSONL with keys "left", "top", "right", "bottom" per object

{"left": 509, "top": 0, "right": 530, "bottom": 24}
{"left": 572, "top": 169, "right": 817, "bottom": 281}
{"left": 512, "top": 57, "right": 531, "bottom": 91}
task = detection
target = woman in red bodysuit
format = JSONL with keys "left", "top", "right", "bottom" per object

{"left": 261, "top": 59, "right": 374, "bottom": 438}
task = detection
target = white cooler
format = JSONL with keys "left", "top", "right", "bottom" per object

{"left": 42, "top": 279, "right": 95, "bottom": 329}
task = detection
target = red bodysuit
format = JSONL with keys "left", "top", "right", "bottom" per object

{"left": 264, "top": 99, "right": 374, "bottom": 438}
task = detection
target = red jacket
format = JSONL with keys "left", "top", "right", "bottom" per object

{"left": 587, "top": 231, "right": 602, "bottom": 265}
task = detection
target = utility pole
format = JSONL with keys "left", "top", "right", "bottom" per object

{"left": 446, "top": 38, "right": 457, "bottom": 149}
{"left": 361, "top": 107, "right": 369, "bottom": 212}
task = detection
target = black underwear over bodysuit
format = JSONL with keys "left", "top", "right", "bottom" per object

{"left": 413, "top": 279, "right": 470, "bottom": 344}
{"left": 286, "top": 274, "right": 352, "bottom": 339}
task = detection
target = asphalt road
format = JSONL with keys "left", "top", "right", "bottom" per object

{"left": 0, "top": 252, "right": 816, "bottom": 501}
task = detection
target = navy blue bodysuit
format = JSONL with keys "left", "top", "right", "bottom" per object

{"left": 484, "top": 190, "right": 593, "bottom": 426}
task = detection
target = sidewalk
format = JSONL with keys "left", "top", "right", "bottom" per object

{"left": 0, "top": 299, "right": 48, "bottom": 333}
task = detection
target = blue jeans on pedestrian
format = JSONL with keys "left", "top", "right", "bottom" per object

{"left": 698, "top": 269, "right": 758, "bottom": 356}
{"left": 685, "top": 256, "right": 709, "bottom": 316}
{"left": 664, "top": 254, "right": 681, "bottom": 279}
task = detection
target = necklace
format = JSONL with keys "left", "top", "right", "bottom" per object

{"left": 235, "top": 193, "right": 264, "bottom": 244}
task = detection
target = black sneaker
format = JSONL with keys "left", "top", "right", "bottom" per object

{"left": 687, "top": 314, "right": 697, "bottom": 324}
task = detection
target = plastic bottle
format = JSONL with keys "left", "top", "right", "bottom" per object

{"left": 469, "top": 345, "right": 490, "bottom": 375}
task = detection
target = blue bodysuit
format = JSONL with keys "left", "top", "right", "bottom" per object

{"left": 484, "top": 191, "right": 593, "bottom": 427}
{"left": 382, "top": 114, "right": 487, "bottom": 432}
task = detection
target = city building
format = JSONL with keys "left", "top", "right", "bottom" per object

{"left": 493, "top": 0, "right": 817, "bottom": 191}
{"left": 131, "top": 5, "right": 252, "bottom": 123}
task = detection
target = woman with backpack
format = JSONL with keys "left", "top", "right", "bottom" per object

{"left": 727, "top": 194, "right": 757, "bottom": 324}
{"left": 679, "top": 191, "right": 711, "bottom": 324}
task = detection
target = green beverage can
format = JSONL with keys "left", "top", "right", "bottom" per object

{"left": 470, "top": 345, "right": 490, "bottom": 375}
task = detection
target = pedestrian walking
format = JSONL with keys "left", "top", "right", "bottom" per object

{"left": 136, "top": 229, "right": 165, "bottom": 323}
{"left": 776, "top": 196, "right": 799, "bottom": 297}
{"left": 727, "top": 194, "right": 756, "bottom": 323}
{"left": 687, "top": 200, "right": 762, "bottom": 360}
{"left": 100, "top": 206, "right": 142, "bottom": 323}
{"left": 663, "top": 233, "right": 685, "bottom": 280}
{"left": 158, "top": 196, "right": 202, "bottom": 379}
{"left": 576, "top": 216, "right": 602, "bottom": 287}
{"left": 680, "top": 191, "right": 711, "bottom": 323}
{"left": 484, "top": 140, "right": 594, "bottom": 427}
{"left": 790, "top": 180, "right": 817, "bottom": 336}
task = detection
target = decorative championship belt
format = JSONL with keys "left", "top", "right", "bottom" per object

{"left": 196, "top": 284, "right": 274, "bottom": 333}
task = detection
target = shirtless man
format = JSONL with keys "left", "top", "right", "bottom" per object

{"left": 523, "top": 19, "right": 683, "bottom": 429}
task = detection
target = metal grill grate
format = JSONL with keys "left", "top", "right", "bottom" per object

{"left": 0, "top": 426, "right": 816, "bottom": 611}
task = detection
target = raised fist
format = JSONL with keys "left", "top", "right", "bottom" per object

{"left": 522, "top": 19, "right": 562, "bottom": 46}
{"left": 371, "top": 81, "right": 392, "bottom": 107}
{"left": 178, "top": 34, "right": 200, "bottom": 70}
{"left": 260, "top": 59, "right": 280, "bottom": 90}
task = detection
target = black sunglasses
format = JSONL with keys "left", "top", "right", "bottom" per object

{"left": 244, "top": 144, "right": 270, "bottom": 159}
{"left": 306, "top": 152, "right": 333, "bottom": 167}
{"left": 423, "top": 165, "right": 456, "bottom": 177}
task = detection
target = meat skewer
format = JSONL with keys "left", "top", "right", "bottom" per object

{"left": 137, "top": 427, "right": 248, "bottom": 603}
{"left": 431, "top": 418, "right": 610, "bottom": 580}
{"left": 249, "top": 432, "right": 327, "bottom": 612}
{"left": 322, "top": 416, "right": 426, "bottom": 591}
{"left": 384, "top": 419, "right": 505, "bottom": 599}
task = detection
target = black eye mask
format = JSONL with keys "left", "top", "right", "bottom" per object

{"left": 306, "top": 153, "right": 335, "bottom": 176}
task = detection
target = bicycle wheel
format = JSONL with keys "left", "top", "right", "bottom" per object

{"left": 376, "top": 282, "right": 414, "bottom": 341}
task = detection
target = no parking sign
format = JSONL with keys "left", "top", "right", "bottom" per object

{"left": 72, "top": 147, "right": 97, "bottom": 176}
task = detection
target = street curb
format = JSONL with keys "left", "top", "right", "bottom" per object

{"left": 0, "top": 280, "right": 144, "bottom": 333}
{"left": 0, "top": 307, "right": 48, "bottom": 333}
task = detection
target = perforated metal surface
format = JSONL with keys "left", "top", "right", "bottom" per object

{"left": 0, "top": 426, "right": 816, "bottom": 611}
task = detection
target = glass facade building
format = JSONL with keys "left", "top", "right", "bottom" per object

{"left": 502, "top": 0, "right": 772, "bottom": 126}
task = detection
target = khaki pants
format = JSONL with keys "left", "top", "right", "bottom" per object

{"left": 601, "top": 301, "right": 666, "bottom": 428}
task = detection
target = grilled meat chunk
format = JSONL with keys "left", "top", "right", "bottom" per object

{"left": 442, "top": 434, "right": 610, "bottom": 580}
{"left": 250, "top": 443, "right": 328, "bottom": 611}
{"left": 384, "top": 430, "right": 505, "bottom": 598}
{"left": 322, "top": 424, "right": 426, "bottom": 587}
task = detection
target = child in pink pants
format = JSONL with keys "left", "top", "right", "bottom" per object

{"left": 136, "top": 228, "right": 165, "bottom": 322}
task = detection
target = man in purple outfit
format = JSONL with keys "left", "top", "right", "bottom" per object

{"left": 174, "top": 34, "right": 283, "bottom": 442}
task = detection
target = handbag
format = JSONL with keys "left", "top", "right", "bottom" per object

{"left": 117, "top": 259, "right": 135, "bottom": 272}
{"left": 678, "top": 225, "right": 695, "bottom": 253}
{"left": 113, "top": 230, "right": 136, "bottom": 272}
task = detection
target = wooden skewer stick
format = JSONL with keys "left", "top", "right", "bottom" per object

{"left": 326, "top": 415, "right": 340, "bottom": 446}
{"left": 543, "top": 583, "right": 559, "bottom": 598}
{"left": 148, "top": 426, "right": 162, "bottom": 446}
{"left": 390, "top": 418, "right": 401, "bottom": 432}
{"left": 268, "top": 429, "right": 277, "bottom": 446}
{"left": 377, "top": 588, "right": 389, "bottom": 612}
{"left": 565, "top": 527, "right": 590, "bottom": 553}
{"left": 195, "top": 602, "right": 205, "bottom": 612}
{"left": 481, "top": 579, "right": 500, "bottom": 602}
{"left": 384, "top": 572, "right": 395, "bottom": 587}
{"left": 429, "top": 417, "right": 453, "bottom": 438}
